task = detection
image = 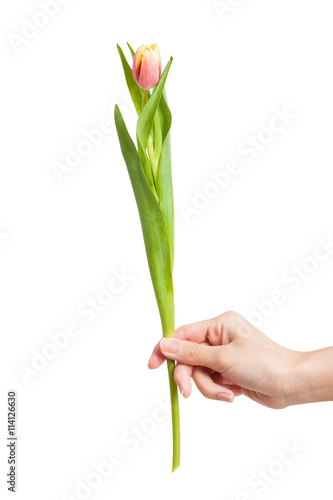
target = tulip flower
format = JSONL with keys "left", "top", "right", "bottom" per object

{"left": 132, "top": 43, "right": 162, "bottom": 90}
{"left": 115, "top": 43, "right": 180, "bottom": 471}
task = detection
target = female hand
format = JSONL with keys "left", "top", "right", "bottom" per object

{"left": 148, "top": 311, "right": 333, "bottom": 408}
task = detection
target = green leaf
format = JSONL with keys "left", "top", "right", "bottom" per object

{"left": 156, "top": 92, "right": 174, "bottom": 269}
{"left": 152, "top": 111, "right": 162, "bottom": 166}
{"left": 136, "top": 57, "right": 173, "bottom": 164}
{"left": 117, "top": 44, "right": 142, "bottom": 116}
{"left": 126, "top": 42, "right": 135, "bottom": 59}
{"left": 158, "top": 90, "right": 172, "bottom": 143}
{"left": 114, "top": 105, "right": 174, "bottom": 334}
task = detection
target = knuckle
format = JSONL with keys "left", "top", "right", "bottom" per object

{"left": 207, "top": 323, "right": 221, "bottom": 345}
{"left": 175, "top": 325, "right": 187, "bottom": 340}
{"left": 221, "top": 310, "right": 238, "bottom": 322}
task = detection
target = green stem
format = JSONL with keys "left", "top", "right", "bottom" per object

{"left": 167, "top": 358, "right": 180, "bottom": 471}
{"left": 142, "top": 89, "right": 149, "bottom": 109}
{"left": 142, "top": 85, "right": 179, "bottom": 471}
{"left": 163, "top": 309, "right": 180, "bottom": 472}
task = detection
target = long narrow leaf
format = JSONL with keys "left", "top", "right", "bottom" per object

{"left": 152, "top": 111, "right": 163, "bottom": 165}
{"left": 156, "top": 93, "right": 174, "bottom": 269}
{"left": 126, "top": 42, "right": 135, "bottom": 59}
{"left": 114, "top": 105, "right": 174, "bottom": 333}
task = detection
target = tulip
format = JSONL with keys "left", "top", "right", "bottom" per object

{"left": 132, "top": 44, "right": 161, "bottom": 90}
{"left": 116, "top": 43, "right": 179, "bottom": 471}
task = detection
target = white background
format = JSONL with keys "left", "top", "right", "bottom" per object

{"left": 1, "top": 0, "right": 333, "bottom": 499}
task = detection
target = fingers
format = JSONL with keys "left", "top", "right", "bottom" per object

{"left": 174, "top": 318, "right": 218, "bottom": 343}
{"left": 192, "top": 366, "right": 235, "bottom": 402}
{"left": 173, "top": 340, "right": 210, "bottom": 398}
{"left": 174, "top": 364, "right": 243, "bottom": 399}
{"left": 173, "top": 363, "right": 193, "bottom": 398}
{"left": 147, "top": 341, "right": 165, "bottom": 369}
{"left": 148, "top": 311, "right": 244, "bottom": 370}
{"left": 148, "top": 316, "right": 220, "bottom": 369}
{"left": 148, "top": 343, "right": 194, "bottom": 398}
{"left": 210, "top": 371, "right": 243, "bottom": 397}
{"left": 159, "top": 337, "right": 227, "bottom": 371}
{"left": 174, "top": 312, "right": 247, "bottom": 345}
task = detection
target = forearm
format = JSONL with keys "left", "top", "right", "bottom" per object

{"left": 288, "top": 347, "right": 333, "bottom": 405}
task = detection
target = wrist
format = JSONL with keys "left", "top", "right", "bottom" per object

{"left": 286, "top": 347, "right": 333, "bottom": 406}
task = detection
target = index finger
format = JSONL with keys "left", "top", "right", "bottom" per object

{"left": 175, "top": 317, "right": 218, "bottom": 343}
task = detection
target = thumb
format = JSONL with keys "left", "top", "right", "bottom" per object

{"left": 159, "top": 338, "right": 224, "bottom": 371}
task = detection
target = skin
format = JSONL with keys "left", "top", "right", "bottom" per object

{"left": 148, "top": 311, "right": 333, "bottom": 408}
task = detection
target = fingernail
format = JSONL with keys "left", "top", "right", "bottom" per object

{"left": 160, "top": 338, "right": 178, "bottom": 353}
{"left": 217, "top": 393, "right": 234, "bottom": 403}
